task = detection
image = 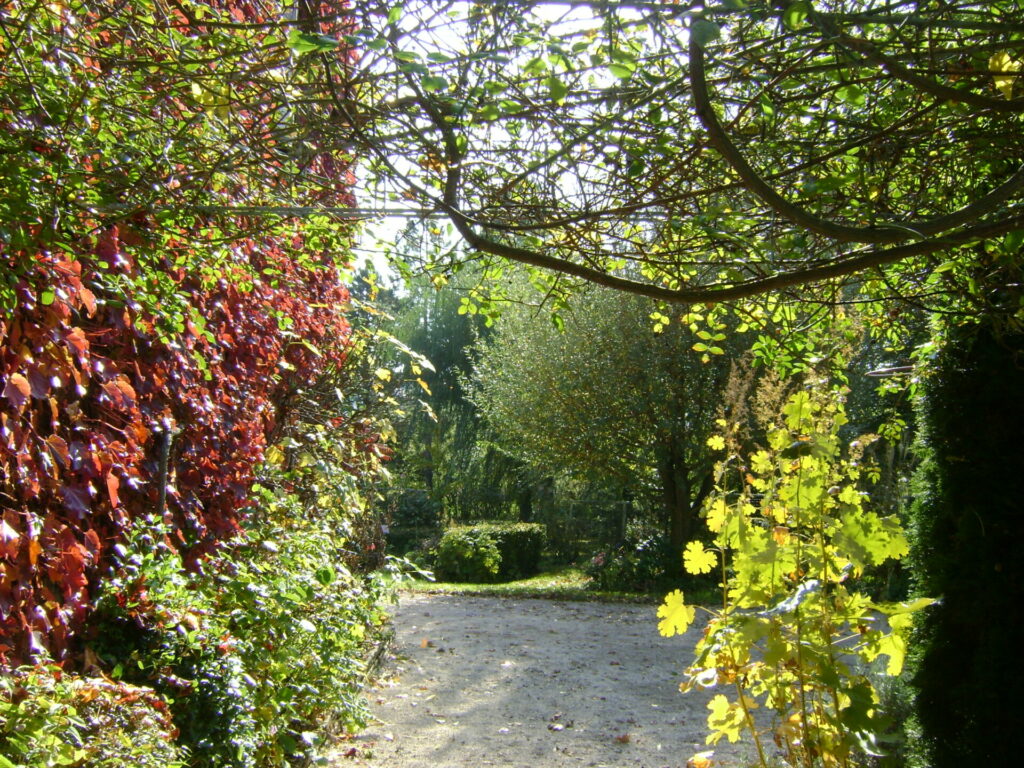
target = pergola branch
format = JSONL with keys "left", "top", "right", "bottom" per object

{"left": 440, "top": 193, "right": 1024, "bottom": 305}
{"left": 810, "top": 12, "right": 1024, "bottom": 114}
{"left": 687, "top": 34, "right": 1024, "bottom": 246}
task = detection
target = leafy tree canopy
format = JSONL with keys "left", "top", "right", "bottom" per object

{"left": 468, "top": 281, "right": 743, "bottom": 548}
{"left": 347, "top": 0, "right": 1023, "bottom": 319}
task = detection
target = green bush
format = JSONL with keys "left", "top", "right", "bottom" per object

{"left": 584, "top": 536, "right": 691, "bottom": 593}
{"left": 88, "top": 522, "right": 261, "bottom": 768}
{"left": 88, "top": 492, "right": 396, "bottom": 768}
{"left": 434, "top": 526, "right": 502, "bottom": 582}
{"left": 434, "top": 522, "right": 546, "bottom": 582}
{"left": 907, "top": 322, "right": 1024, "bottom": 768}
{"left": 0, "top": 665, "right": 185, "bottom": 768}
{"left": 487, "top": 522, "right": 547, "bottom": 579}
{"left": 212, "top": 483, "right": 394, "bottom": 764}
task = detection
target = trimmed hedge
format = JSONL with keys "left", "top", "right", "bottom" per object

{"left": 434, "top": 522, "right": 546, "bottom": 583}
{"left": 907, "top": 322, "right": 1024, "bottom": 768}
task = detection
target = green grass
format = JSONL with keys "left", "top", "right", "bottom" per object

{"left": 401, "top": 564, "right": 656, "bottom": 603}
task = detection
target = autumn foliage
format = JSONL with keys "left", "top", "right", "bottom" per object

{"left": 0, "top": 1, "right": 359, "bottom": 667}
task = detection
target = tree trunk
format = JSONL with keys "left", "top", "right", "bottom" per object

{"left": 517, "top": 486, "right": 533, "bottom": 522}
{"left": 658, "top": 451, "right": 693, "bottom": 555}
{"left": 908, "top": 320, "right": 1024, "bottom": 768}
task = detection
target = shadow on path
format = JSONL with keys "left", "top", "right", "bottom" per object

{"left": 331, "top": 593, "right": 757, "bottom": 768}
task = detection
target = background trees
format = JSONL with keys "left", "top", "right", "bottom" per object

{"left": 470, "top": 284, "right": 739, "bottom": 554}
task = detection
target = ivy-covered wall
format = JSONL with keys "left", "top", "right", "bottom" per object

{"left": 0, "top": 0, "right": 360, "bottom": 668}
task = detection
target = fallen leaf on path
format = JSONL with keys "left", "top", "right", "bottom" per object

{"left": 614, "top": 734, "right": 632, "bottom": 744}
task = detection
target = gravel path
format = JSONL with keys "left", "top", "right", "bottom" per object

{"left": 330, "top": 593, "right": 758, "bottom": 768}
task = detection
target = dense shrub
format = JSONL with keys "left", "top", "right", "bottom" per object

{"left": 212, "top": 483, "right": 395, "bottom": 763}
{"left": 87, "top": 520, "right": 260, "bottom": 768}
{"left": 86, "top": 483, "right": 396, "bottom": 767}
{"left": 0, "top": 664, "right": 185, "bottom": 768}
{"left": 907, "top": 322, "right": 1024, "bottom": 768}
{"left": 486, "top": 522, "right": 547, "bottom": 579}
{"left": 434, "top": 522, "right": 546, "bottom": 582}
{"left": 585, "top": 536, "right": 680, "bottom": 593}
{"left": 434, "top": 526, "right": 502, "bottom": 583}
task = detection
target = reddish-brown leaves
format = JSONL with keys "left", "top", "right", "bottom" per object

{"left": 2, "top": 374, "right": 30, "bottom": 411}
{"left": 0, "top": 0, "right": 360, "bottom": 670}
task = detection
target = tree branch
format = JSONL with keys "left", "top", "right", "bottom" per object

{"left": 812, "top": 13, "right": 1024, "bottom": 114}
{"left": 688, "top": 33, "right": 1024, "bottom": 245}
{"left": 440, "top": 194, "right": 1024, "bottom": 305}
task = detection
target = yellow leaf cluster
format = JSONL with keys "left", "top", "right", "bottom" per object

{"left": 991, "top": 52, "right": 1022, "bottom": 99}
{"left": 683, "top": 541, "right": 717, "bottom": 575}
{"left": 705, "top": 498, "right": 728, "bottom": 532}
{"left": 657, "top": 589, "right": 696, "bottom": 637}
{"left": 705, "top": 694, "right": 749, "bottom": 744}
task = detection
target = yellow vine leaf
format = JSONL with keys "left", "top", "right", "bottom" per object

{"left": 751, "top": 449, "right": 773, "bottom": 474}
{"left": 706, "top": 694, "right": 746, "bottom": 744}
{"left": 706, "top": 498, "right": 728, "bottom": 532}
{"left": 658, "top": 589, "right": 696, "bottom": 637}
{"left": 684, "top": 541, "right": 717, "bottom": 575}
{"left": 878, "top": 633, "right": 907, "bottom": 676}
{"left": 762, "top": 501, "right": 786, "bottom": 523}
{"left": 991, "top": 52, "right": 1021, "bottom": 99}
{"left": 706, "top": 434, "right": 726, "bottom": 451}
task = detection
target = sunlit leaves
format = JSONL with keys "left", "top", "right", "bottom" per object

{"left": 545, "top": 75, "right": 568, "bottom": 103}
{"left": 421, "top": 75, "right": 449, "bottom": 93}
{"left": 684, "top": 541, "right": 717, "bottom": 575}
{"left": 667, "top": 386, "right": 933, "bottom": 766}
{"left": 286, "top": 29, "right": 341, "bottom": 54}
{"left": 690, "top": 19, "right": 721, "bottom": 49}
{"left": 607, "top": 48, "right": 638, "bottom": 80}
{"left": 990, "top": 52, "right": 1021, "bottom": 99}
{"left": 706, "top": 694, "right": 751, "bottom": 744}
{"left": 782, "top": 2, "right": 811, "bottom": 31}
{"left": 833, "top": 511, "right": 909, "bottom": 572}
{"left": 861, "top": 630, "right": 908, "bottom": 676}
{"left": 657, "top": 589, "right": 696, "bottom": 637}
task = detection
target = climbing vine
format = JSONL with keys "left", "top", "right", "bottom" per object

{"left": 659, "top": 385, "right": 933, "bottom": 768}
{"left": 0, "top": 0, "right": 360, "bottom": 666}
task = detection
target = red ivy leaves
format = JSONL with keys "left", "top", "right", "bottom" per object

{"left": 1, "top": 231, "right": 354, "bottom": 668}
{"left": 0, "top": 0, "right": 360, "bottom": 669}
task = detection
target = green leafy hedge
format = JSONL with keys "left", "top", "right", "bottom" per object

{"left": 0, "top": 665, "right": 185, "bottom": 768}
{"left": 86, "top": 480, "right": 395, "bottom": 768}
{"left": 907, "top": 322, "right": 1024, "bottom": 768}
{"left": 435, "top": 523, "right": 546, "bottom": 583}
{"left": 584, "top": 536, "right": 681, "bottom": 593}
